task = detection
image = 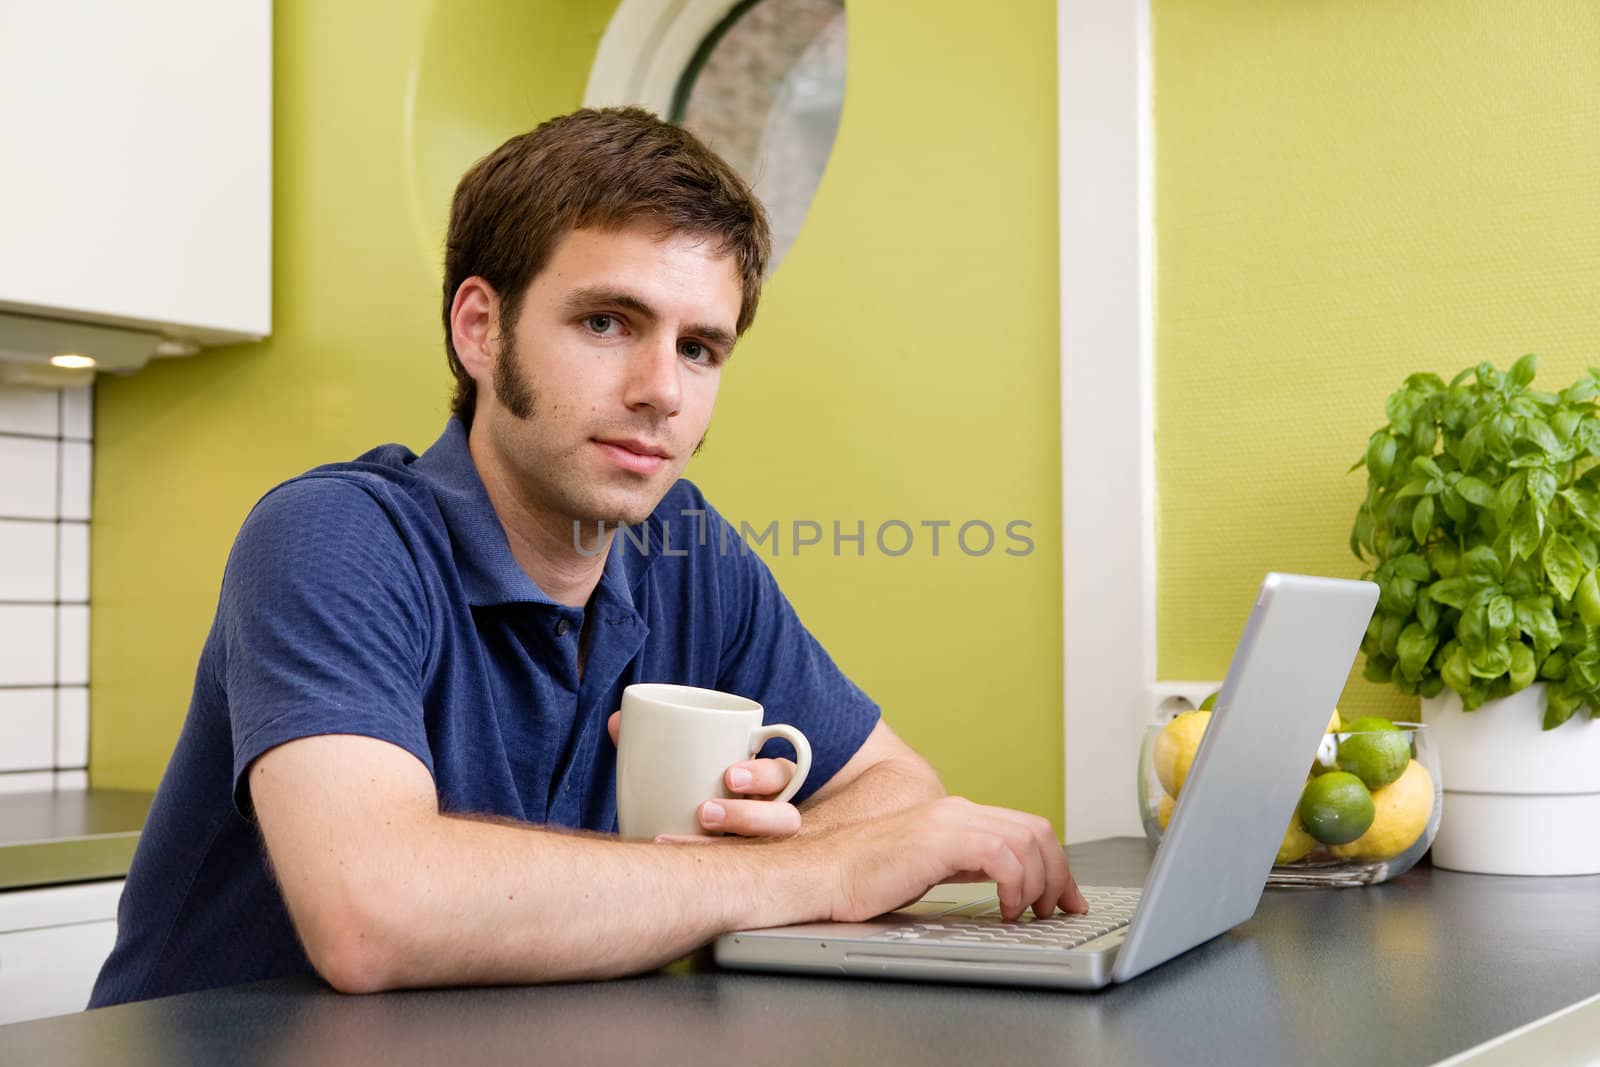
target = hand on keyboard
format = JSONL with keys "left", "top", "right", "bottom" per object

{"left": 798, "top": 796, "right": 1088, "bottom": 924}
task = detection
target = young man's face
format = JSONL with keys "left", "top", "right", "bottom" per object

{"left": 478, "top": 221, "right": 743, "bottom": 529}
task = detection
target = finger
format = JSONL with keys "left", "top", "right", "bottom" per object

{"left": 973, "top": 805, "right": 1070, "bottom": 919}
{"left": 960, "top": 831, "right": 1027, "bottom": 920}
{"left": 702, "top": 798, "right": 801, "bottom": 838}
{"left": 1060, "top": 853, "right": 1089, "bottom": 914}
{"left": 726, "top": 758, "right": 796, "bottom": 796}
{"left": 607, "top": 711, "right": 620, "bottom": 747}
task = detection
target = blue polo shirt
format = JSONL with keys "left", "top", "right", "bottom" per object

{"left": 89, "top": 418, "right": 881, "bottom": 1007}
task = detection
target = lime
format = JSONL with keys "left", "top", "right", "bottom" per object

{"left": 1298, "top": 772, "right": 1375, "bottom": 846}
{"left": 1154, "top": 711, "right": 1211, "bottom": 797}
{"left": 1199, "top": 691, "right": 1219, "bottom": 711}
{"left": 1337, "top": 718, "right": 1411, "bottom": 789}
{"left": 1344, "top": 715, "right": 1399, "bottom": 732}
{"left": 1331, "top": 759, "right": 1434, "bottom": 862}
{"left": 1275, "top": 816, "right": 1318, "bottom": 865}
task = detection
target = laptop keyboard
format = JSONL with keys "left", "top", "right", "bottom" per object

{"left": 867, "top": 886, "right": 1142, "bottom": 950}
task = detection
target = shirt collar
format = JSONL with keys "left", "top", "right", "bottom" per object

{"left": 410, "top": 417, "right": 656, "bottom": 610}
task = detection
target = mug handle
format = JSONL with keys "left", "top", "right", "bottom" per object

{"left": 747, "top": 724, "right": 812, "bottom": 806}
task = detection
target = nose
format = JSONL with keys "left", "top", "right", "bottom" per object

{"left": 622, "top": 332, "right": 683, "bottom": 418}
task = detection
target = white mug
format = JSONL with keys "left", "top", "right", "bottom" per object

{"left": 616, "top": 683, "right": 812, "bottom": 840}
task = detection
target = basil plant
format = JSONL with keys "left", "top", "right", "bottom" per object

{"left": 1351, "top": 355, "right": 1600, "bottom": 729}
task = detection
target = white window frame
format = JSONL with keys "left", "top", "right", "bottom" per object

{"left": 585, "top": 0, "right": 746, "bottom": 112}
{"left": 1057, "top": 0, "right": 1172, "bottom": 844}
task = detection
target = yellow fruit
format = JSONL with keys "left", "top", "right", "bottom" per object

{"left": 1327, "top": 707, "right": 1343, "bottom": 733}
{"left": 1276, "top": 816, "right": 1318, "bottom": 865}
{"left": 1157, "top": 794, "right": 1174, "bottom": 831}
{"left": 1154, "top": 711, "right": 1211, "bottom": 796}
{"left": 1331, "top": 759, "right": 1434, "bottom": 862}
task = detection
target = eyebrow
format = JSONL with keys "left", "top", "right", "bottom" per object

{"left": 560, "top": 285, "right": 738, "bottom": 353}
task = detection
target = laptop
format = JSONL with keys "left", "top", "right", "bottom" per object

{"left": 714, "top": 572, "right": 1380, "bottom": 990}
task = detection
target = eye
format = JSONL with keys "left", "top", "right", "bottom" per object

{"left": 680, "top": 340, "right": 710, "bottom": 363}
{"left": 584, "top": 314, "right": 620, "bottom": 335}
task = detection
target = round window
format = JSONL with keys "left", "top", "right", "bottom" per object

{"left": 670, "top": 0, "right": 847, "bottom": 275}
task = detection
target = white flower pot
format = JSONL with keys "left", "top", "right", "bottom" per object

{"left": 1420, "top": 683, "right": 1600, "bottom": 875}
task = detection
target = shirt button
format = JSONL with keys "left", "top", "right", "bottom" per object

{"left": 555, "top": 618, "right": 571, "bottom": 637}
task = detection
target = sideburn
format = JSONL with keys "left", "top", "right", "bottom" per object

{"left": 493, "top": 335, "right": 537, "bottom": 420}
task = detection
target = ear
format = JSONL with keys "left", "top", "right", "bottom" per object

{"left": 449, "top": 277, "right": 502, "bottom": 389}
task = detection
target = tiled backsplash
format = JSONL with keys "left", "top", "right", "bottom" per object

{"left": 0, "top": 384, "right": 92, "bottom": 793}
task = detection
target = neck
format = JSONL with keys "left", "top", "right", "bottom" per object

{"left": 466, "top": 419, "right": 613, "bottom": 608}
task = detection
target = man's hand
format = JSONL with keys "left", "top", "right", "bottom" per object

{"left": 607, "top": 711, "right": 800, "bottom": 840}
{"left": 801, "top": 795, "right": 1089, "bottom": 923}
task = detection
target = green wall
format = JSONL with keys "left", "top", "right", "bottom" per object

{"left": 1153, "top": 1, "right": 1600, "bottom": 719}
{"left": 91, "top": 1, "right": 1067, "bottom": 830}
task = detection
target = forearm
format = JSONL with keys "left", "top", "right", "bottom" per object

{"left": 313, "top": 814, "right": 826, "bottom": 991}
{"left": 798, "top": 756, "right": 946, "bottom": 836}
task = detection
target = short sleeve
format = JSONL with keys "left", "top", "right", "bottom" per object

{"left": 705, "top": 504, "right": 881, "bottom": 805}
{"left": 220, "top": 477, "right": 434, "bottom": 817}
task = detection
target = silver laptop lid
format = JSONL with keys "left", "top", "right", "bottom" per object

{"left": 1109, "top": 573, "right": 1378, "bottom": 983}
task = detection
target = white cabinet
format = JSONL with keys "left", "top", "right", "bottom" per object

{"left": 0, "top": 880, "right": 122, "bottom": 1024}
{"left": 0, "top": 2, "right": 271, "bottom": 382}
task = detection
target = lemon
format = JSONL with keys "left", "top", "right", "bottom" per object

{"left": 1157, "top": 793, "right": 1174, "bottom": 831}
{"left": 1154, "top": 711, "right": 1211, "bottom": 796}
{"left": 1298, "top": 771, "right": 1375, "bottom": 846}
{"left": 1275, "top": 816, "right": 1318, "bottom": 865}
{"left": 1331, "top": 759, "right": 1434, "bottom": 862}
{"left": 1326, "top": 708, "right": 1343, "bottom": 732}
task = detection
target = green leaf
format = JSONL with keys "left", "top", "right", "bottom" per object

{"left": 1365, "top": 432, "right": 1397, "bottom": 481}
{"left": 1380, "top": 612, "right": 1406, "bottom": 658}
{"left": 1427, "top": 577, "right": 1471, "bottom": 609}
{"left": 1545, "top": 687, "right": 1583, "bottom": 729}
{"left": 1411, "top": 495, "right": 1435, "bottom": 545}
{"left": 1462, "top": 545, "right": 1505, "bottom": 583}
{"left": 1441, "top": 645, "right": 1473, "bottom": 694}
{"left": 1395, "top": 477, "right": 1433, "bottom": 500}
{"left": 1509, "top": 499, "right": 1544, "bottom": 561}
{"left": 1522, "top": 420, "right": 1563, "bottom": 455}
{"left": 1527, "top": 468, "right": 1559, "bottom": 505}
{"left": 1459, "top": 423, "right": 1486, "bottom": 471}
{"left": 1510, "top": 353, "right": 1538, "bottom": 387}
{"left": 1488, "top": 594, "right": 1516, "bottom": 641}
{"left": 1541, "top": 650, "right": 1569, "bottom": 680}
{"left": 1397, "top": 623, "right": 1438, "bottom": 681}
{"left": 1378, "top": 577, "right": 1418, "bottom": 617}
{"left": 1363, "top": 655, "right": 1394, "bottom": 684}
{"left": 1394, "top": 553, "right": 1432, "bottom": 582}
{"left": 1562, "top": 377, "right": 1600, "bottom": 404}
{"left": 1467, "top": 644, "right": 1513, "bottom": 679}
{"left": 1416, "top": 589, "right": 1440, "bottom": 633}
{"left": 1542, "top": 531, "right": 1587, "bottom": 600}
{"left": 1454, "top": 476, "right": 1495, "bottom": 506}
{"left": 1411, "top": 455, "right": 1445, "bottom": 481}
{"left": 1515, "top": 595, "right": 1562, "bottom": 659}
{"left": 1508, "top": 643, "right": 1537, "bottom": 691}
{"left": 1495, "top": 470, "right": 1529, "bottom": 529}
{"left": 1560, "top": 488, "right": 1600, "bottom": 532}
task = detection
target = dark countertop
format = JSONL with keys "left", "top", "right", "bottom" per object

{"left": 0, "top": 788, "right": 154, "bottom": 890}
{"left": 4, "top": 837, "right": 1600, "bottom": 1065}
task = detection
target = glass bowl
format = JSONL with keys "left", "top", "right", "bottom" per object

{"left": 1137, "top": 717, "right": 1442, "bottom": 887}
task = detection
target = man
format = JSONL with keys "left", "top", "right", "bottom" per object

{"left": 90, "top": 107, "right": 1084, "bottom": 1006}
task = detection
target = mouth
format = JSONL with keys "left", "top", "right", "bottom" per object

{"left": 594, "top": 437, "right": 671, "bottom": 475}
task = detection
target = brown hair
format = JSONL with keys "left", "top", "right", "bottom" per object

{"left": 442, "top": 106, "right": 772, "bottom": 421}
